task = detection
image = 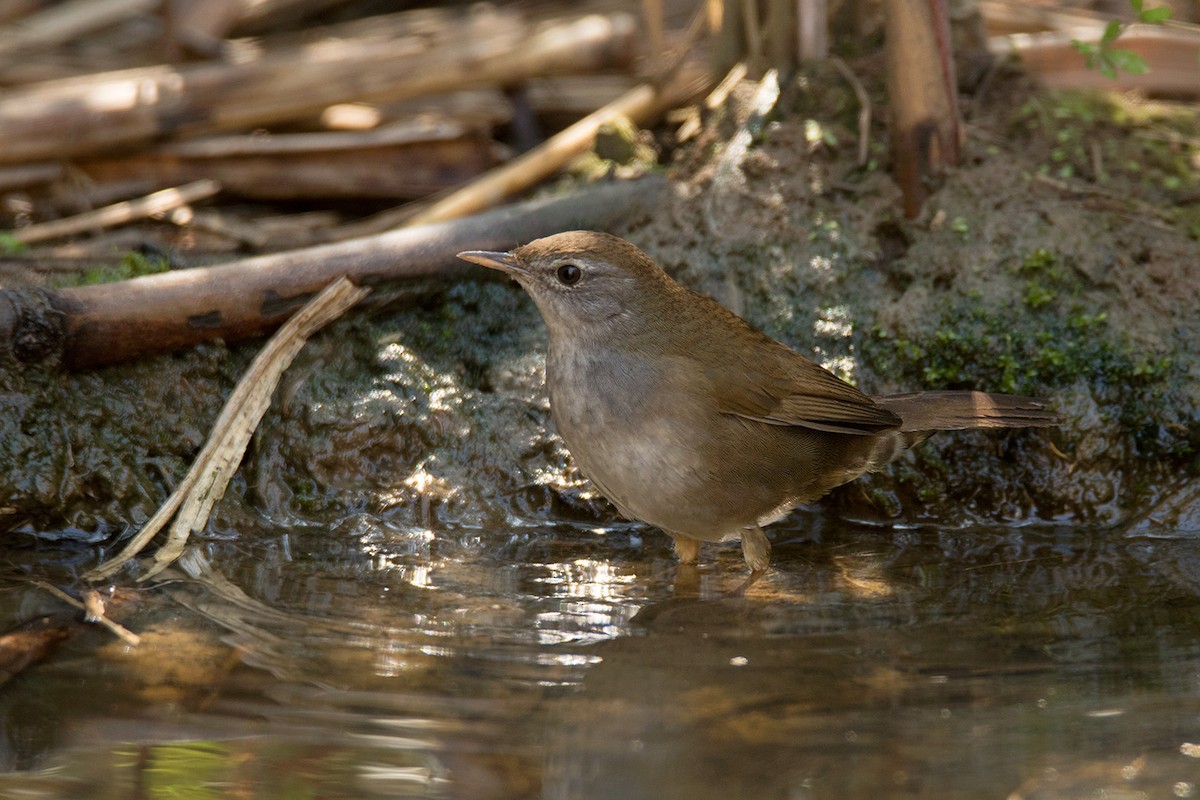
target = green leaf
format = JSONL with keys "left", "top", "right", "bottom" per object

{"left": 1139, "top": 6, "right": 1172, "bottom": 23}
{"left": 1070, "top": 39, "right": 1096, "bottom": 57}
{"left": 1129, "top": 0, "right": 1144, "bottom": 12}
{"left": 1108, "top": 48, "right": 1150, "bottom": 75}
{"left": 1098, "top": 52, "right": 1118, "bottom": 79}
{"left": 1101, "top": 19, "right": 1123, "bottom": 44}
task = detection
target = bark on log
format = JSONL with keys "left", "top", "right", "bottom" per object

{"left": 0, "top": 10, "right": 638, "bottom": 163}
{"left": 0, "top": 176, "right": 667, "bottom": 371}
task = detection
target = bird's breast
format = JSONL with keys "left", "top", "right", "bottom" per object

{"left": 544, "top": 344, "right": 777, "bottom": 538}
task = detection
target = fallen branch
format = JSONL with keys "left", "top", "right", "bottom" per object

{"left": 830, "top": 56, "right": 871, "bottom": 166}
{"left": 33, "top": 581, "right": 141, "bottom": 646}
{"left": 0, "top": 10, "right": 637, "bottom": 163}
{"left": 87, "top": 276, "right": 370, "bottom": 581}
{"left": 78, "top": 122, "right": 497, "bottom": 200}
{"left": 0, "top": 162, "right": 62, "bottom": 192}
{"left": 10, "top": 179, "right": 220, "bottom": 244}
{"left": 0, "top": 0, "right": 157, "bottom": 63}
{"left": 0, "top": 175, "right": 666, "bottom": 369}
{"left": 408, "top": 64, "right": 710, "bottom": 225}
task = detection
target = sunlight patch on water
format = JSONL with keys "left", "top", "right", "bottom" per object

{"left": 536, "top": 558, "right": 637, "bottom": 600}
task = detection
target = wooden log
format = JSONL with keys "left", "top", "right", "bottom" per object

{"left": 0, "top": 176, "right": 667, "bottom": 370}
{"left": 77, "top": 121, "right": 499, "bottom": 200}
{"left": 0, "top": 11, "right": 639, "bottom": 164}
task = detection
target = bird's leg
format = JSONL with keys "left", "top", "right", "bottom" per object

{"left": 671, "top": 533, "right": 702, "bottom": 564}
{"left": 740, "top": 526, "right": 771, "bottom": 573}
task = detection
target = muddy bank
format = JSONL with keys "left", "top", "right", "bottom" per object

{"left": 1, "top": 71, "right": 1197, "bottom": 559}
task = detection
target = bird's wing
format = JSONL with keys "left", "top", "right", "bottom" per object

{"left": 707, "top": 343, "right": 901, "bottom": 435}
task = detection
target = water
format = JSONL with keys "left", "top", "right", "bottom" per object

{"left": 3, "top": 516, "right": 1200, "bottom": 799}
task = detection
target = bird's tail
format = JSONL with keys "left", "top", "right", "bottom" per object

{"left": 873, "top": 391, "right": 1059, "bottom": 434}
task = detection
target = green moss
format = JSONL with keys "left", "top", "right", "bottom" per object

{"left": 1022, "top": 247, "right": 1057, "bottom": 272}
{"left": 867, "top": 486, "right": 902, "bottom": 517}
{"left": 51, "top": 250, "right": 171, "bottom": 288}
{"left": 861, "top": 289, "right": 1188, "bottom": 459}
{"left": 1022, "top": 279, "right": 1056, "bottom": 309}
{"left": 1013, "top": 90, "right": 1200, "bottom": 210}
{"left": 0, "top": 232, "right": 27, "bottom": 254}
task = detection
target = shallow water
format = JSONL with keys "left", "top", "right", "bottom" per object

{"left": 3, "top": 515, "right": 1200, "bottom": 799}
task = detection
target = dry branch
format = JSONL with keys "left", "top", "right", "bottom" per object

{"left": 10, "top": 179, "right": 220, "bottom": 244}
{"left": 86, "top": 276, "right": 370, "bottom": 582}
{"left": 0, "top": 0, "right": 157, "bottom": 63}
{"left": 33, "top": 581, "right": 141, "bottom": 645}
{"left": 0, "top": 162, "right": 61, "bottom": 192}
{"left": 78, "top": 122, "right": 498, "bottom": 200}
{"left": 0, "top": 176, "right": 667, "bottom": 370}
{"left": 0, "top": 10, "right": 638, "bottom": 164}
{"left": 408, "top": 65, "right": 710, "bottom": 226}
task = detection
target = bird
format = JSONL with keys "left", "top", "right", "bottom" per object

{"left": 458, "top": 231, "right": 1056, "bottom": 572}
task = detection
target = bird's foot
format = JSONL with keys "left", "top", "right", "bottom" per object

{"left": 672, "top": 533, "right": 701, "bottom": 565}
{"left": 740, "top": 526, "right": 771, "bottom": 572}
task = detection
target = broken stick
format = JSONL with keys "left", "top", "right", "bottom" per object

{"left": 0, "top": 11, "right": 637, "bottom": 163}
{"left": 10, "top": 179, "right": 221, "bottom": 244}
{"left": 86, "top": 276, "right": 370, "bottom": 581}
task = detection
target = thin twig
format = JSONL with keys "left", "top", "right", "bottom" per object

{"left": 33, "top": 581, "right": 141, "bottom": 646}
{"left": 0, "top": 0, "right": 157, "bottom": 62}
{"left": 406, "top": 66, "right": 709, "bottom": 227}
{"left": 86, "top": 277, "right": 370, "bottom": 581}
{"left": 830, "top": 56, "right": 871, "bottom": 166}
{"left": 10, "top": 180, "right": 221, "bottom": 244}
{"left": 1030, "top": 172, "right": 1174, "bottom": 225}
{"left": 704, "top": 68, "right": 780, "bottom": 236}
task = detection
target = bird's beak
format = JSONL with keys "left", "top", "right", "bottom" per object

{"left": 457, "top": 250, "right": 526, "bottom": 277}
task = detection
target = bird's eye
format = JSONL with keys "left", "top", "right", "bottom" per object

{"left": 555, "top": 264, "right": 582, "bottom": 286}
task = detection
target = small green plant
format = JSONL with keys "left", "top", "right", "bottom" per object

{"left": 0, "top": 232, "right": 26, "bottom": 254}
{"left": 1071, "top": 0, "right": 1172, "bottom": 79}
{"left": 51, "top": 249, "right": 170, "bottom": 287}
{"left": 1023, "top": 279, "right": 1056, "bottom": 309}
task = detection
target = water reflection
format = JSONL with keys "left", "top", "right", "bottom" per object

{"left": 3, "top": 520, "right": 1200, "bottom": 798}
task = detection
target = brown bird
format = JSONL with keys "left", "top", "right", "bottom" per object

{"left": 459, "top": 231, "right": 1056, "bottom": 572}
